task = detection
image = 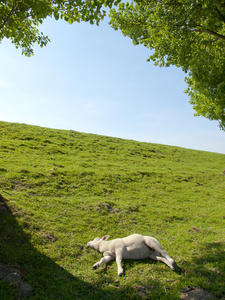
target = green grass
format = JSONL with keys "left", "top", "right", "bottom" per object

{"left": 0, "top": 120, "right": 224, "bottom": 299}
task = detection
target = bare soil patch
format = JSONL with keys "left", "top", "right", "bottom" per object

{"left": 0, "top": 263, "right": 32, "bottom": 298}
{"left": 180, "top": 286, "right": 216, "bottom": 299}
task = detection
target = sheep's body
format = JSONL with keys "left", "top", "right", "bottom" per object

{"left": 87, "top": 234, "right": 176, "bottom": 276}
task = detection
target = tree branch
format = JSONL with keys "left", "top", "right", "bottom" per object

{"left": 195, "top": 25, "right": 225, "bottom": 40}
{"left": 0, "top": 2, "right": 18, "bottom": 29}
{"left": 202, "top": 28, "right": 225, "bottom": 40}
{"left": 213, "top": 4, "right": 225, "bottom": 24}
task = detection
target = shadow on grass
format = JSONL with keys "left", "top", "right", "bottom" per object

{"left": 188, "top": 241, "right": 225, "bottom": 298}
{"left": 0, "top": 194, "right": 181, "bottom": 299}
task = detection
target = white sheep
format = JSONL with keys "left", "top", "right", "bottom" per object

{"left": 87, "top": 234, "right": 176, "bottom": 276}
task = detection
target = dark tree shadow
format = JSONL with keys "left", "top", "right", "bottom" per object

{"left": 0, "top": 194, "right": 181, "bottom": 299}
{"left": 0, "top": 194, "right": 100, "bottom": 299}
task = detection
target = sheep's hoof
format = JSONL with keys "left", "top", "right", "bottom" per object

{"left": 171, "top": 261, "right": 182, "bottom": 272}
{"left": 92, "top": 264, "right": 99, "bottom": 270}
{"left": 172, "top": 261, "right": 177, "bottom": 270}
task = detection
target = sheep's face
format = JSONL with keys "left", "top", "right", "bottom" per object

{"left": 87, "top": 235, "right": 109, "bottom": 250}
{"left": 87, "top": 237, "right": 101, "bottom": 249}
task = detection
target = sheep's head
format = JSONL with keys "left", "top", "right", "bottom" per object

{"left": 87, "top": 235, "right": 110, "bottom": 250}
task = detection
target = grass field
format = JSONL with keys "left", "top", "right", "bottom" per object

{"left": 0, "top": 120, "right": 224, "bottom": 299}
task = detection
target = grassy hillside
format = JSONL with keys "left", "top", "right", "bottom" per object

{"left": 0, "top": 120, "right": 224, "bottom": 299}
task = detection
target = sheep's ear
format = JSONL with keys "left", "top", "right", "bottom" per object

{"left": 102, "top": 235, "right": 110, "bottom": 241}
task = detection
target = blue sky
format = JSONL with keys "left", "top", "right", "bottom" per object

{"left": 1, "top": 17, "right": 225, "bottom": 154}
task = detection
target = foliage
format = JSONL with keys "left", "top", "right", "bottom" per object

{"left": 0, "top": 0, "right": 120, "bottom": 56}
{"left": 0, "top": 121, "right": 225, "bottom": 299}
{"left": 109, "top": 0, "right": 225, "bottom": 129}
{"left": 185, "top": 49, "right": 225, "bottom": 129}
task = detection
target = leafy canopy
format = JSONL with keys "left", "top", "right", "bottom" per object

{"left": 0, "top": 0, "right": 120, "bottom": 56}
{"left": 1, "top": 0, "right": 225, "bottom": 129}
{"left": 109, "top": 0, "right": 225, "bottom": 129}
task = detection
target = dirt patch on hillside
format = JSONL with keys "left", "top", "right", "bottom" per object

{"left": 0, "top": 262, "right": 32, "bottom": 298}
{"left": 180, "top": 286, "right": 216, "bottom": 299}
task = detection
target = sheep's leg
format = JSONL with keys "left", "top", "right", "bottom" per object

{"left": 115, "top": 248, "right": 124, "bottom": 276}
{"left": 149, "top": 251, "right": 175, "bottom": 270}
{"left": 92, "top": 255, "right": 113, "bottom": 270}
{"left": 144, "top": 236, "right": 175, "bottom": 270}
